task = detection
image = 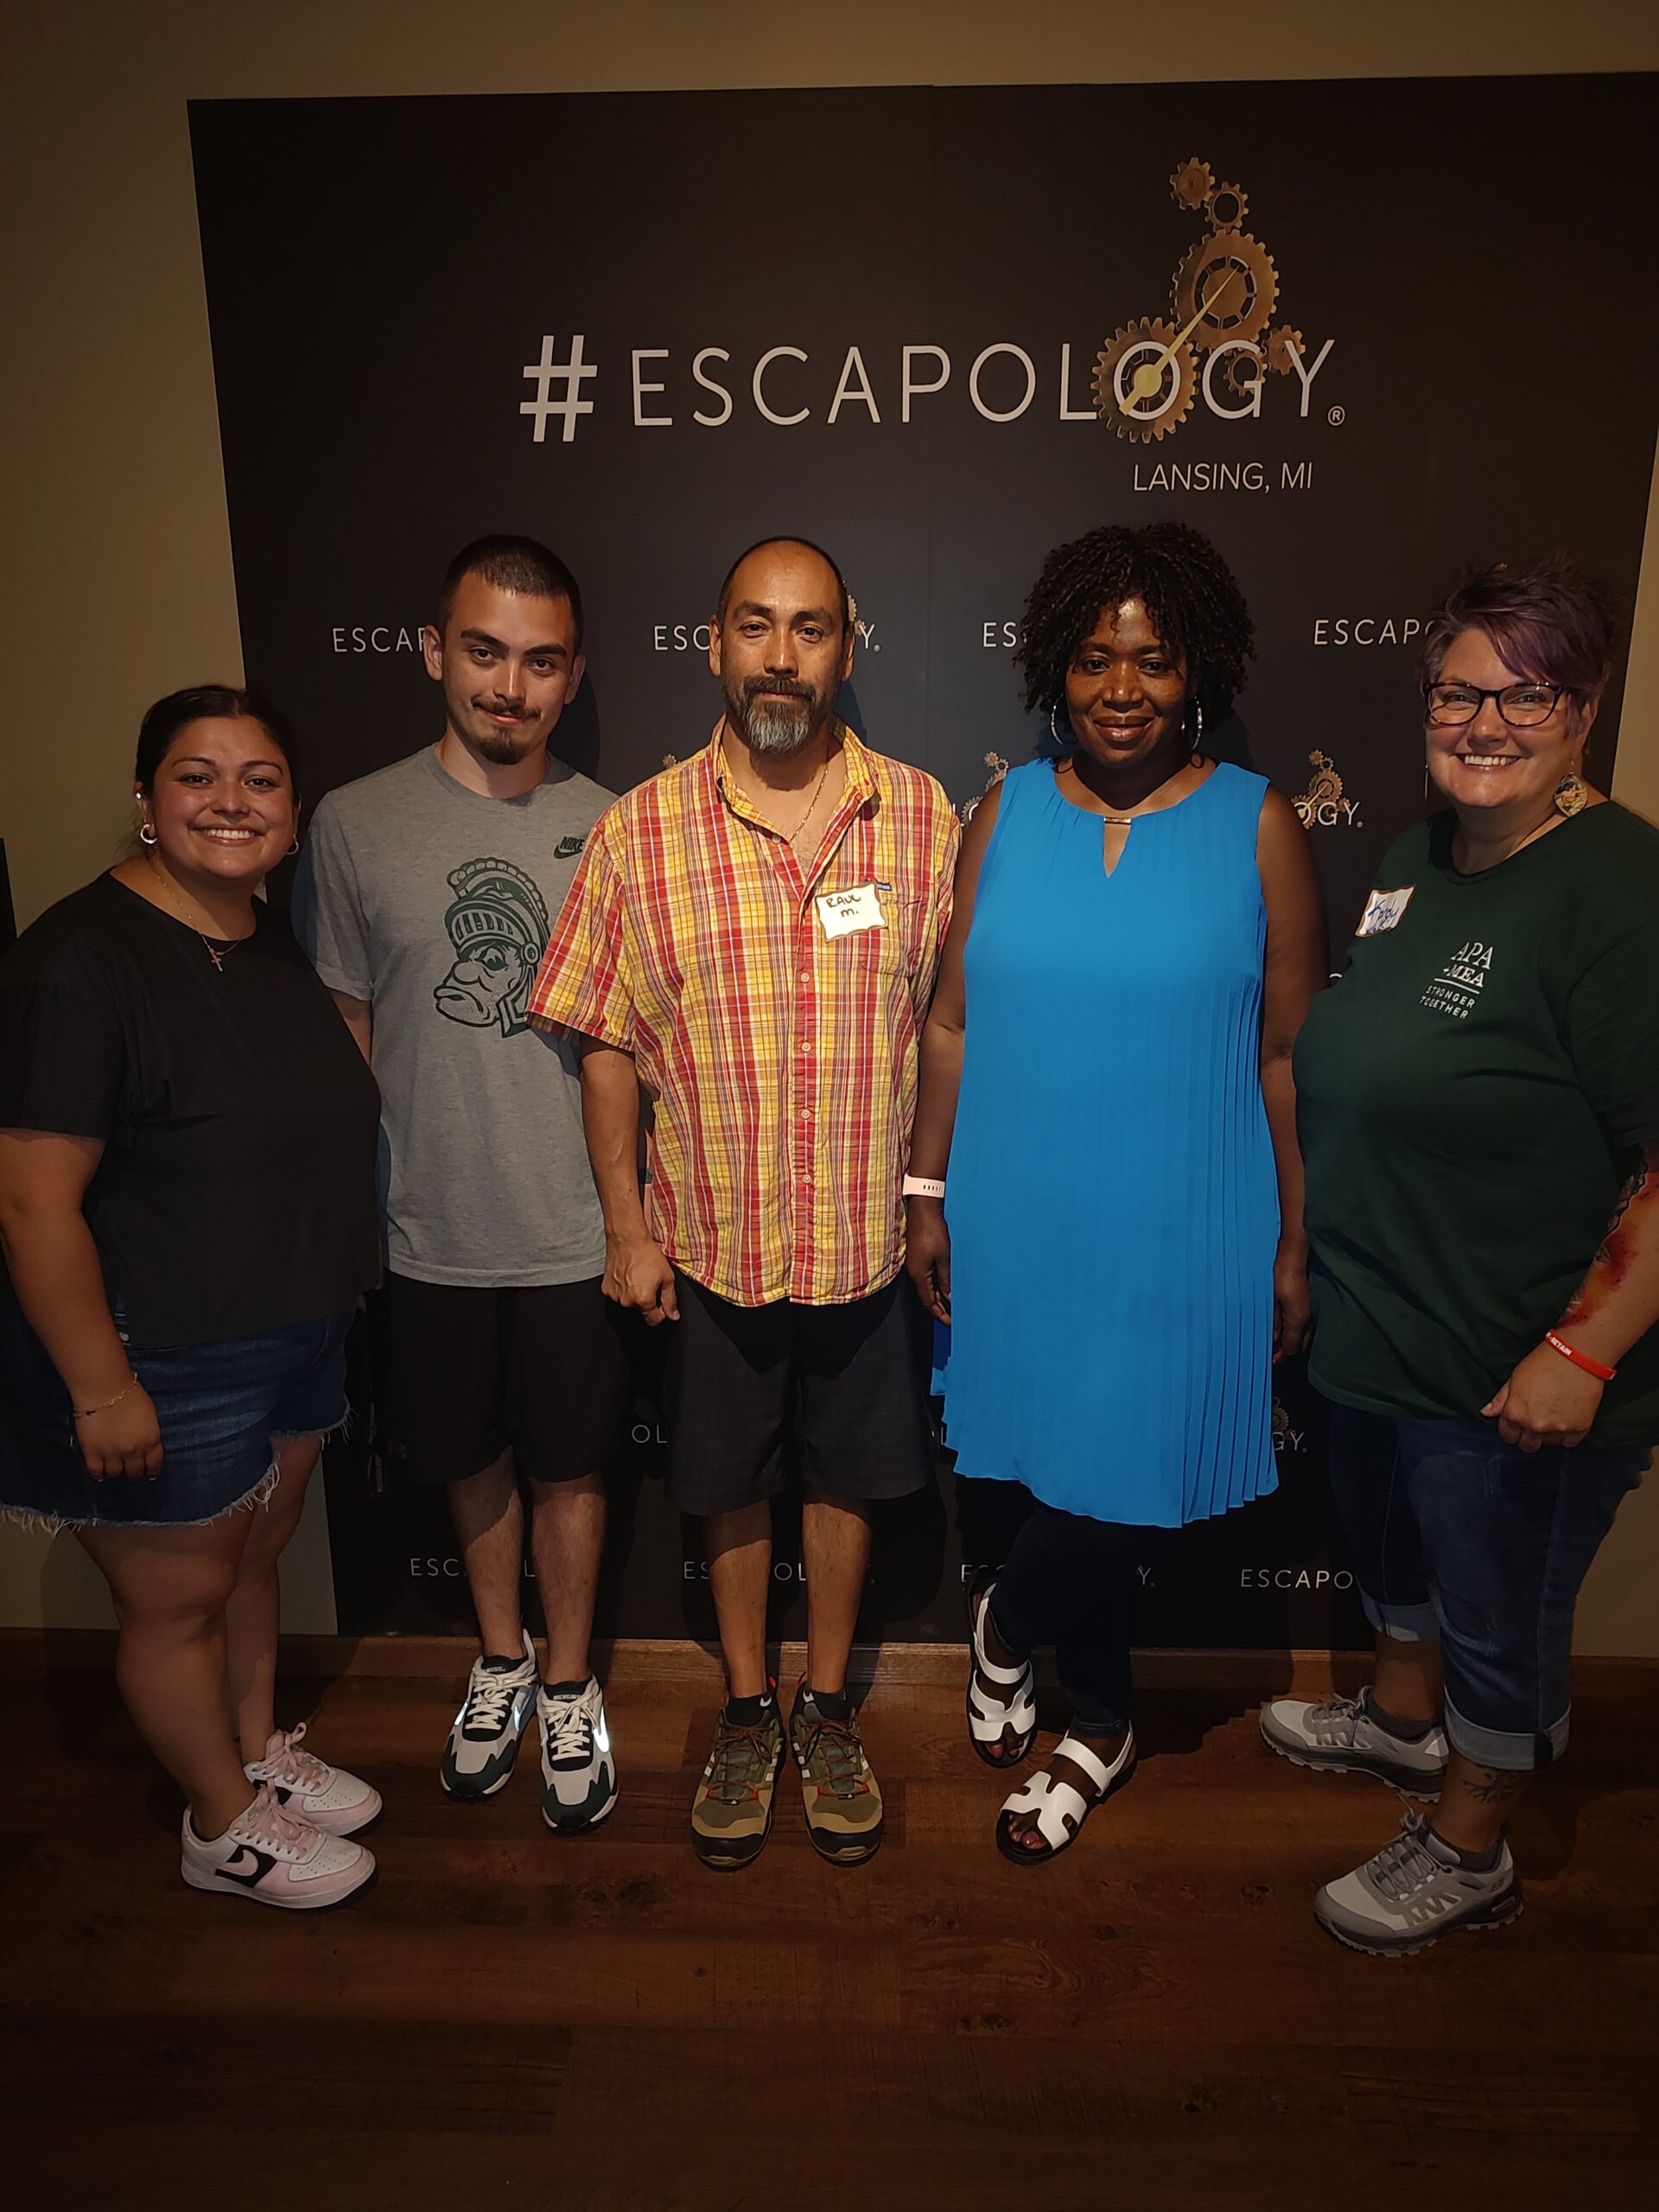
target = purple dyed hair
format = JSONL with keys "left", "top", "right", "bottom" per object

{"left": 1421, "top": 556, "right": 1618, "bottom": 707}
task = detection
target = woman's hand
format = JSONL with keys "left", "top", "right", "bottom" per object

{"left": 75, "top": 1382, "right": 163, "bottom": 1479}
{"left": 1272, "top": 1241, "right": 1311, "bottom": 1364}
{"left": 906, "top": 1198, "right": 951, "bottom": 1325}
{"left": 1483, "top": 1344, "right": 1604, "bottom": 1452}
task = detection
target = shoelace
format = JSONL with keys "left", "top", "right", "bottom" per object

{"left": 1366, "top": 1822, "right": 1445, "bottom": 1903}
{"left": 232, "top": 1784, "right": 315, "bottom": 1859}
{"left": 708, "top": 1721, "right": 775, "bottom": 1802}
{"left": 542, "top": 1690, "right": 594, "bottom": 1764}
{"left": 1306, "top": 1694, "right": 1364, "bottom": 1738}
{"left": 250, "top": 1720, "right": 329, "bottom": 1790}
{"left": 462, "top": 1667, "right": 525, "bottom": 1737}
{"left": 798, "top": 1716, "right": 863, "bottom": 1797}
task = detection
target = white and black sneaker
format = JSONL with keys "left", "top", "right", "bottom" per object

{"left": 441, "top": 1630, "right": 539, "bottom": 1801}
{"left": 1315, "top": 1809, "right": 1523, "bottom": 1957}
{"left": 537, "top": 1675, "right": 619, "bottom": 1834}
{"left": 1260, "top": 1685, "right": 1447, "bottom": 1800}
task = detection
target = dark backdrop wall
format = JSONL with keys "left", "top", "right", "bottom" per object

{"left": 190, "top": 76, "right": 1659, "bottom": 1645}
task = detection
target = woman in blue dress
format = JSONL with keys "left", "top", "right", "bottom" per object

{"left": 906, "top": 523, "right": 1325, "bottom": 1862}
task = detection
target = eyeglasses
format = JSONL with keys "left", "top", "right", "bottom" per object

{"left": 1424, "top": 680, "right": 1566, "bottom": 728}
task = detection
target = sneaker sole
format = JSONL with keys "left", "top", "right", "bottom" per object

{"left": 692, "top": 1779, "right": 780, "bottom": 1871}
{"left": 1315, "top": 1884, "right": 1523, "bottom": 1958}
{"left": 804, "top": 1816, "right": 883, "bottom": 1866}
{"left": 1259, "top": 1716, "right": 1444, "bottom": 1802}
{"left": 181, "top": 1859, "right": 378, "bottom": 1911}
{"left": 543, "top": 1779, "right": 620, "bottom": 1835}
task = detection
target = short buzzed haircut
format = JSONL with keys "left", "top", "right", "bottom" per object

{"left": 438, "top": 535, "right": 585, "bottom": 652}
{"left": 715, "top": 536, "right": 852, "bottom": 633}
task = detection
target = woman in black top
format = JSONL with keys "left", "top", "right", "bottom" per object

{"left": 0, "top": 688, "right": 382, "bottom": 1910}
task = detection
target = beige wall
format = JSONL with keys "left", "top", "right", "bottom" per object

{"left": 3, "top": 3, "right": 1657, "bottom": 1644}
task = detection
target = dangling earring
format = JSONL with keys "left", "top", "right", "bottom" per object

{"left": 138, "top": 819, "right": 158, "bottom": 847}
{"left": 1553, "top": 772, "right": 1588, "bottom": 818}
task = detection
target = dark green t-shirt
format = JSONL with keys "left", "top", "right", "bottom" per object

{"left": 1294, "top": 801, "right": 1659, "bottom": 1448}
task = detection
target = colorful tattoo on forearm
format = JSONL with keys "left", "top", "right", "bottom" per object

{"left": 1559, "top": 1140, "right": 1658, "bottom": 1329}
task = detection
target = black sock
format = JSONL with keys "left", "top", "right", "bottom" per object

{"left": 725, "top": 1689, "right": 775, "bottom": 1727}
{"left": 1367, "top": 1693, "right": 1435, "bottom": 1742}
{"left": 806, "top": 1683, "right": 851, "bottom": 1722}
{"left": 482, "top": 1651, "right": 528, "bottom": 1672}
{"left": 1430, "top": 1825, "right": 1503, "bottom": 1872}
{"left": 543, "top": 1676, "right": 590, "bottom": 1698}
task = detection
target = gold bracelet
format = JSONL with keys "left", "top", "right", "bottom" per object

{"left": 72, "top": 1375, "right": 137, "bottom": 1421}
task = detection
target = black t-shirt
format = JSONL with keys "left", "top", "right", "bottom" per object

{"left": 0, "top": 874, "right": 381, "bottom": 1350}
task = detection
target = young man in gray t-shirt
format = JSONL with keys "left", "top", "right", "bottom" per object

{"left": 293, "top": 536, "right": 626, "bottom": 1832}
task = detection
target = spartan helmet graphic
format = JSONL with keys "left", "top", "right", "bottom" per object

{"left": 434, "top": 857, "right": 551, "bottom": 1037}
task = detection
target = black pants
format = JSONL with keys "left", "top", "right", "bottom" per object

{"left": 987, "top": 1497, "right": 1138, "bottom": 1737}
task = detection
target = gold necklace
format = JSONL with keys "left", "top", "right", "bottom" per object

{"left": 783, "top": 747, "right": 836, "bottom": 847}
{"left": 1059, "top": 752, "right": 1197, "bottom": 826}
{"left": 146, "top": 857, "right": 250, "bottom": 973}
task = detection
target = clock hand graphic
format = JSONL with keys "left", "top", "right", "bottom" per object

{"left": 1118, "top": 270, "right": 1239, "bottom": 414}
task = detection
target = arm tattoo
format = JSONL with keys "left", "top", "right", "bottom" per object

{"left": 1559, "top": 1141, "right": 1658, "bottom": 1328}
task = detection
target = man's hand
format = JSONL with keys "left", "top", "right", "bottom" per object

{"left": 906, "top": 1198, "right": 951, "bottom": 1325}
{"left": 75, "top": 1382, "right": 163, "bottom": 1478}
{"left": 1483, "top": 1344, "right": 1604, "bottom": 1452}
{"left": 1272, "top": 1241, "right": 1311, "bottom": 1364}
{"left": 603, "top": 1232, "right": 680, "bottom": 1325}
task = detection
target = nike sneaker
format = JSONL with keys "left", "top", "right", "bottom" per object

{"left": 537, "top": 1675, "right": 619, "bottom": 1833}
{"left": 441, "top": 1630, "right": 539, "bottom": 1801}
{"left": 245, "top": 1721, "right": 381, "bottom": 1835}
{"left": 181, "top": 1785, "right": 376, "bottom": 1910}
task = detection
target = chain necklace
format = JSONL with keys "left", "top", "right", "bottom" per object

{"left": 1058, "top": 749, "right": 1202, "bottom": 825}
{"left": 146, "top": 856, "right": 251, "bottom": 973}
{"left": 783, "top": 746, "right": 836, "bottom": 848}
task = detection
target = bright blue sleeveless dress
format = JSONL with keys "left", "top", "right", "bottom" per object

{"left": 937, "top": 757, "right": 1278, "bottom": 1526}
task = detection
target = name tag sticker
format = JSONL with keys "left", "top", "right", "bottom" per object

{"left": 817, "top": 882, "right": 885, "bottom": 940}
{"left": 1357, "top": 886, "right": 1414, "bottom": 938}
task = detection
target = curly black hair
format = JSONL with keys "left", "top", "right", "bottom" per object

{"left": 1016, "top": 521, "right": 1255, "bottom": 727}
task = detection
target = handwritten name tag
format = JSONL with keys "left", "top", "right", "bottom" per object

{"left": 817, "top": 883, "right": 885, "bottom": 939}
{"left": 1357, "top": 887, "right": 1414, "bottom": 938}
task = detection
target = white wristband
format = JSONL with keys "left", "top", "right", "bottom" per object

{"left": 902, "top": 1175, "right": 945, "bottom": 1199}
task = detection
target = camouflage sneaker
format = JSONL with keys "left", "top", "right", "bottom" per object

{"left": 690, "top": 1703, "right": 785, "bottom": 1871}
{"left": 789, "top": 1681, "right": 885, "bottom": 1866}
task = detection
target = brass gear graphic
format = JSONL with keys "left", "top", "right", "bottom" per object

{"left": 1094, "top": 319, "right": 1199, "bottom": 444}
{"left": 1172, "top": 230, "right": 1279, "bottom": 351}
{"left": 1266, "top": 323, "right": 1305, "bottom": 376}
{"left": 1170, "top": 156, "right": 1213, "bottom": 210}
{"left": 1205, "top": 181, "right": 1249, "bottom": 232}
{"left": 1223, "top": 347, "right": 1265, "bottom": 400}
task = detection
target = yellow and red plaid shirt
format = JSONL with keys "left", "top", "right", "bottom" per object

{"left": 528, "top": 722, "right": 958, "bottom": 1307}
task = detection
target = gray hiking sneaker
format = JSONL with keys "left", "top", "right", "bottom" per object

{"left": 1260, "top": 1686, "right": 1447, "bottom": 1800}
{"left": 1315, "top": 1810, "right": 1522, "bottom": 1957}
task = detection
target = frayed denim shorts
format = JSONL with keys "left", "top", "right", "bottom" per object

{"left": 0, "top": 1295, "right": 354, "bottom": 1532}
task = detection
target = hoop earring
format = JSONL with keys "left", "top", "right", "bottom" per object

{"left": 1048, "top": 706, "right": 1074, "bottom": 749}
{"left": 286, "top": 836, "right": 302, "bottom": 856}
{"left": 1553, "top": 772, "right": 1588, "bottom": 818}
{"left": 137, "top": 821, "right": 157, "bottom": 847}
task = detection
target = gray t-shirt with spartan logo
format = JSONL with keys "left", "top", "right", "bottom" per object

{"left": 292, "top": 745, "right": 613, "bottom": 1287}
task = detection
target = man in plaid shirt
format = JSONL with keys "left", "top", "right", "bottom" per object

{"left": 530, "top": 537, "right": 958, "bottom": 1870}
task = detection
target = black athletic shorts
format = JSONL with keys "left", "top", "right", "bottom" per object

{"left": 383, "top": 1273, "right": 629, "bottom": 1487}
{"left": 663, "top": 1269, "right": 934, "bottom": 1517}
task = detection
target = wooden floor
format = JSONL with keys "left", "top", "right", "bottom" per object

{"left": 3, "top": 1637, "right": 1656, "bottom": 2212}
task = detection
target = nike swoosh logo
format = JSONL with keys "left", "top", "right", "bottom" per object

{"left": 217, "top": 1847, "right": 276, "bottom": 1886}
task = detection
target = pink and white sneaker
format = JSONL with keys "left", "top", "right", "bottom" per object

{"left": 181, "top": 1784, "right": 376, "bottom": 1910}
{"left": 245, "top": 1722, "right": 382, "bottom": 1835}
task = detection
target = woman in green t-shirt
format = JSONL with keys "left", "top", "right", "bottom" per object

{"left": 1265, "top": 557, "right": 1659, "bottom": 1956}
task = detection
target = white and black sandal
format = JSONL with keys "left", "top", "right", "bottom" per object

{"left": 965, "top": 1572, "right": 1037, "bottom": 1768}
{"left": 995, "top": 1728, "right": 1136, "bottom": 1866}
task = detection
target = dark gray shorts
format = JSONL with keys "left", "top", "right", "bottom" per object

{"left": 663, "top": 1270, "right": 934, "bottom": 1518}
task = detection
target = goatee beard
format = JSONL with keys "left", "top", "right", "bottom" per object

{"left": 728, "top": 677, "right": 817, "bottom": 756}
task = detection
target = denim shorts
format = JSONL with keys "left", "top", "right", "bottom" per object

{"left": 0, "top": 1294, "right": 354, "bottom": 1531}
{"left": 1325, "top": 1401, "right": 1647, "bottom": 1771}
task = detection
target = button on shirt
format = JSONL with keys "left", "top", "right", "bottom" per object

{"left": 527, "top": 722, "right": 959, "bottom": 1308}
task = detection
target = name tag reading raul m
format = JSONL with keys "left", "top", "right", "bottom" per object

{"left": 817, "top": 883, "right": 884, "bottom": 940}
